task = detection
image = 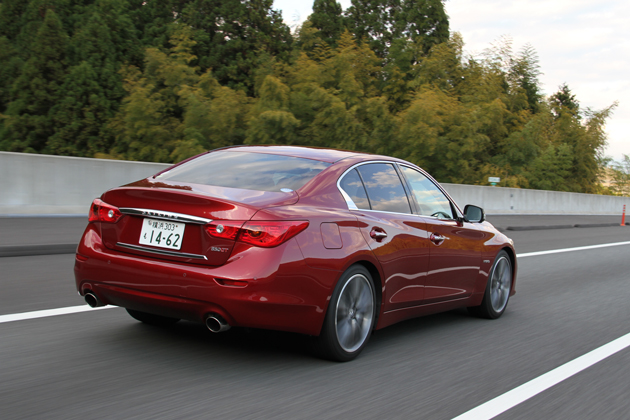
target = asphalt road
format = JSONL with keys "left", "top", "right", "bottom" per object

{"left": 1, "top": 223, "right": 630, "bottom": 419}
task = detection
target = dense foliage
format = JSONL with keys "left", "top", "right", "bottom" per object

{"left": 0, "top": 0, "right": 617, "bottom": 193}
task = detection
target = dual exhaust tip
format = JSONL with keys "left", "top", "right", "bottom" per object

{"left": 205, "top": 314, "right": 231, "bottom": 333}
{"left": 84, "top": 292, "right": 105, "bottom": 308}
{"left": 85, "top": 292, "right": 230, "bottom": 333}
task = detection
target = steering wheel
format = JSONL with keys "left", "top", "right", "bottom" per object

{"left": 431, "top": 211, "right": 451, "bottom": 219}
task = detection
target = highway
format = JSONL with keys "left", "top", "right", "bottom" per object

{"left": 1, "top": 219, "right": 630, "bottom": 419}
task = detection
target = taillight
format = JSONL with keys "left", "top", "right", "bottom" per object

{"left": 239, "top": 221, "right": 309, "bottom": 248}
{"left": 204, "top": 221, "right": 244, "bottom": 240}
{"left": 88, "top": 199, "right": 122, "bottom": 223}
{"left": 204, "top": 220, "right": 309, "bottom": 248}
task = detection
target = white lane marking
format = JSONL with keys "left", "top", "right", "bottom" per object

{"left": 1, "top": 241, "right": 626, "bottom": 325}
{"left": 1, "top": 240, "right": 629, "bottom": 417}
{"left": 452, "top": 240, "right": 630, "bottom": 419}
{"left": 0, "top": 305, "right": 115, "bottom": 324}
{"left": 452, "top": 331, "right": 630, "bottom": 420}
{"left": 517, "top": 240, "right": 630, "bottom": 258}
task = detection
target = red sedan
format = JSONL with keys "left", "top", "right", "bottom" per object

{"left": 75, "top": 146, "right": 516, "bottom": 361}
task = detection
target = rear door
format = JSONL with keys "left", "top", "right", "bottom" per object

{"left": 339, "top": 163, "right": 430, "bottom": 310}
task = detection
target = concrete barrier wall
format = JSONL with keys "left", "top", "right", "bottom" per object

{"left": 442, "top": 183, "right": 628, "bottom": 215}
{"left": 1, "top": 152, "right": 627, "bottom": 215}
{"left": 0, "top": 152, "right": 169, "bottom": 215}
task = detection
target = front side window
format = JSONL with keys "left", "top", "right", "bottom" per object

{"left": 356, "top": 163, "right": 412, "bottom": 214}
{"left": 156, "top": 151, "right": 330, "bottom": 192}
{"left": 400, "top": 166, "right": 453, "bottom": 219}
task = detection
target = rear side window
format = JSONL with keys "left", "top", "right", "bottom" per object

{"left": 339, "top": 169, "right": 370, "bottom": 210}
{"left": 156, "top": 151, "right": 330, "bottom": 192}
{"left": 357, "top": 163, "right": 412, "bottom": 214}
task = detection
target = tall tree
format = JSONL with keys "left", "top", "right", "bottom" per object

{"left": 1, "top": 8, "right": 68, "bottom": 153}
{"left": 110, "top": 27, "right": 250, "bottom": 162}
{"left": 345, "top": 0, "right": 402, "bottom": 58}
{"left": 398, "top": 0, "right": 449, "bottom": 54}
{"left": 47, "top": 0, "right": 143, "bottom": 156}
{"left": 308, "top": 0, "right": 346, "bottom": 46}
{"left": 509, "top": 44, "right": 542, "bottom": 113}
{"left": 610, "top": 155, "right": 630, "bottom": 196}
{"left": 550, "top": 83, "right": 579, "bottom": 117}
{"left": 345, "top": 0, "right": 449, "bottom": 58}
{"left": 180, "top": 0, "right": 292, "bottom": 93}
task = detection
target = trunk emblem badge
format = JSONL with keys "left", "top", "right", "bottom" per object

{"left": 211, "top": 246, "right": 229, "bottom": 253}
{"left": 142, "top": 210, "right": 176, "bottom": 219}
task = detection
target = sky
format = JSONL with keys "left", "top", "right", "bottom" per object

{"left": 272, "top": 0, "right": 630, "bottom": 162}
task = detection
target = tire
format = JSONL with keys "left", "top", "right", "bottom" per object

{"left": 126, "top": 308, "right": 180, "bottom": 326}
{"left": 468, "top": 250, "right": 512, "bottom": 319}
{"left": 315, "top": 265, "right": 376, "bottom": 362}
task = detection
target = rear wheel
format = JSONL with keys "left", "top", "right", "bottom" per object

{"left": 126, "top": 308, "right": 180, "bottom": 326}
{"left": 315, "top": 265, "right": 376, "bottom": 362}
{"left": 468, "top": 250, "right": 512, "bottom": 319}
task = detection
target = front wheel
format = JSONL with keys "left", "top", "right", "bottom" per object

{"left": 315, "top": 265, "right": 376, "bottom": 362}
{"left": 468, "top": 250, "right": 513, "bottom": 319}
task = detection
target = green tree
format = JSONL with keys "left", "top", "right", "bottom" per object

{"left": 1, "top": 8, "right": 68, "bottom": 153}
{"left": 308, "top": 0, "right": 346, "bottom": 46}
{"left": 47, "top": 0, "right": 143, "bottom": 156}
{"left": 550, "top": 83, "right": 580, "bottom": 117}
{"left": 526, "top": 144, "right": 573, "bottom": 191}
{"left": 509, "top": 44, "right": 542, "bottom": 113}
{"left": 0, "top": 37, "right": 22, "bottom": 114}
{"left": 345, "top": 0, "right": 449, "bottom": 58}
{"left": 610, "top": 155, "right": 630, "bottom": 196}
{"left": 398, "top": 0, "right": 449, "bottom": 54}
{"left": 246, "top": 75, "right": 301, "bottom": 145}
{"left": 180, "top": 0, "right": 292, "bottom": 93}
{"left": 110, "top": 27, "right": 250, "bottom": 162}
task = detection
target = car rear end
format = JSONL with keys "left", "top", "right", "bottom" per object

{"left": 74, "top": 149, "right": 335, "bottom": 335}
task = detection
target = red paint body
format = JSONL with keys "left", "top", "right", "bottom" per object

{"left": 74, "top": 146, "right": 517, "bottom": 336}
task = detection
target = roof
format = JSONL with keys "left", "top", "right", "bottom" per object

{"left": 221, "top": 145, "right": 367, "bottom": 164}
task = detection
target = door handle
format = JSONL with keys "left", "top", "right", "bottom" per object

{"left": 370, "top": 228, "right": 387, "bottom": 242}
{"left": 430, "top": 233, "right": 445, "bottom": 245}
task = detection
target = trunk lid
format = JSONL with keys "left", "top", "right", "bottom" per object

{"left": 99, "top": 178, "right": 298, "bottom": 266}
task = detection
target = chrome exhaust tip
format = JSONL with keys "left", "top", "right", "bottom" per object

{"left": 84, "top": 292, "right": 105, "bottom": 308}
{"left": 205, "top": 314, "right": 231, "bottom": 333}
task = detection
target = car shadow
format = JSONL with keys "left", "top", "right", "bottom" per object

{"left": 102, "top": 307, "right": 483, "bottom": 366}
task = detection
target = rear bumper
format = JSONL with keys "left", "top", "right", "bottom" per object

{"left": 74, "top": 224, "right": 338, "bottom": 335}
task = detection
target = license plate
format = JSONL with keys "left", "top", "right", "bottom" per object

{"left": 139, "top": 218, "right": 185, "bottom": 250}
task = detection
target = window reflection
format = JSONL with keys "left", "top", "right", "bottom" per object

{"left": 357, "top": 164, "right": 411, "bottom": 214}
{"left": 400, "top": 166, "right": 453, "bottom": 219}
{"left": 156, "top": 151, "right": 330, "bottom": 192}
{"left": 339, "top": 169, "right": 370, "bottom": 210}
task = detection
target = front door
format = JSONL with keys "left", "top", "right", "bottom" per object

{"left": 398, "top": 166, "right": 484, "bottom": 303}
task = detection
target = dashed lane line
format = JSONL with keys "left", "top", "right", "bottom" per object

{"left": 451, "top": 331, "right": 630, "bottom": 420}
{"left": 0, "top": 304, "right": 115, "bottom": 324}
{"left": 3, "top": 241, "right": 630, "bottom": 325}
{"left": 451, "top": 239, "right": 630, "bottom": 419}
{"left": 4, "top": 240, "right": 630, "bottom": 420}
{"left": 517, "top": 240, "right": 630, "bottom": 258}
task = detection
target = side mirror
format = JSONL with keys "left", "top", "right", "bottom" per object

{"left": 464, "top": 205, "right": 485, "bottom": 223}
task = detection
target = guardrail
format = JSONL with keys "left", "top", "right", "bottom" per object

{"left": 1, "top": 152, "right": 627, "bottom": 215}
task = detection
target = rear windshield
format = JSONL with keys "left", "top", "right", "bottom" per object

{"left": 155, "top": 151, "right": 330, "bottom": 192}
